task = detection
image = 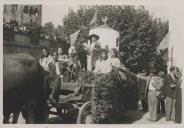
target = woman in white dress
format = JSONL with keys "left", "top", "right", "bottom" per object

{"left": 94, "top": 49, "right": 112, "bottom": 74}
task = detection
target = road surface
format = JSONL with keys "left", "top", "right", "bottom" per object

{"left": 14, "top": 107, "right": 175, "bottom": 124}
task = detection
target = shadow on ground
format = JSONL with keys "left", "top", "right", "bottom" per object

{"left": 116, "top": 110, "right": 147, "bottom": 124}
{"left": 48, "top": 116, "right": 76, "bottom": 124}
{"left": 48, "top": 110, "right": 147, "bottom": 124}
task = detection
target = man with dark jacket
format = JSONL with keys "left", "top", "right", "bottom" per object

{"left": 164, "top": 66, "right": 177, "bottom": 121}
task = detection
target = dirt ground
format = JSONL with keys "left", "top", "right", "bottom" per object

{"left": 15, "top": 107, "right": 175, "bottom": 124}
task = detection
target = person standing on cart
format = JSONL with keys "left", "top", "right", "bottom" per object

{"left": 68, "top": 46, "right": 81, "bottom": 81}
{"left": 87, "top": 34, "right": 102, "bottom": 71}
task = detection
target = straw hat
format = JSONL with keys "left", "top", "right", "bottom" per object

{"left": 88, "top": 34, "right": 99, "bottom": 42}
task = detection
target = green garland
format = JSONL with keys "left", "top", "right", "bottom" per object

{"left": 78, "top": 70, "right": 138, "bottom": 123}
{"left": 91, "top": 70, "right": 138, "bottom": 123}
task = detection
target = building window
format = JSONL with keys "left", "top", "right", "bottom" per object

{"left": 12, "top": 5, "right": 18, "bottom": 11}
{"left": 29, "top": 7, "right": 34, "bottom": 16}
{"left": 11, "top": 5, "right": 18, "bottom": 13}
{"left": 23, "top": 5, "right": 29, "bottom": 14}
{"left": 34, "top": 8, "right": 38, "bottom": 16}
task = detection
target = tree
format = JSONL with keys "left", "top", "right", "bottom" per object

{"left": 42, "top": 22, "right": 55, "bottom": 38}
{"left": 63, "top": 5, "right": 169, "bottom": 73}
{"left": 55, "top": 25, "right": 65, "bottom": 39}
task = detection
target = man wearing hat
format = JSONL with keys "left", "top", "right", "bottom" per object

{"left": 87, "top": 34, "right": 102, "bottom": 71}
{"left": 145, "top": 68, "right": 159, "bottom": 122}
{"left": 164, "top": 66, "right": 178, "bottom": 121}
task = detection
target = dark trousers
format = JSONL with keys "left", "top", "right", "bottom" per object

{"left": 141, "top": 97, "right": 148, "bottom": 112}
{"left": 45, "top": 74, "right": 60, "bottom": 100}
{"left": 157, "top": 96, "right": 165, "bottom": 115}
{"left": 175, "top": 89, "right": 182, "bottom": 123}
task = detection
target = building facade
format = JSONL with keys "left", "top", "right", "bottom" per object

{"left": 3, "top": 5, "right": 42, "bottom": 26}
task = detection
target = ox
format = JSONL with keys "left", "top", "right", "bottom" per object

{"left": 3, "top": 54, "right": 48, "bottom": 124}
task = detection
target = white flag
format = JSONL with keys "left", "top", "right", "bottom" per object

{"left": 90, "top": 10, "right": 97, "bottom": 26}
{"left": 157, "top": 33, "right": 169, "bottom": 52}
{"left": 70, "top": 30, "right": 80, "bottom": 46}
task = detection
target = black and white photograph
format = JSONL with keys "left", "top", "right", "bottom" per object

{"left": 1, "top": 1, "right": 183, "bottom": 125}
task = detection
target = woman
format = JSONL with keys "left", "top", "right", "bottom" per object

{"left": 87, "top": 34, "right": 102, "bottom": 71}
{"left": 109, "top": 48, "right": 127, "bottom": 71}
{"left": 109, "top": 48, "right": 121, "bottom": 68}
{"left": 39, "top": 47, "right": 53, "bottom": 72}
{"left": 94, "top": 49, "right": 112, "bottom": 74}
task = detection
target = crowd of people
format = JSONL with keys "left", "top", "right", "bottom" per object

{"left": 38, "top": 40, "right": 123, "bottom": 104}
{"left": 38, "top": 33, "right": 182, "bottom": 123}
{"left": 137, "top": 66, "right": 182, "bottom": 123}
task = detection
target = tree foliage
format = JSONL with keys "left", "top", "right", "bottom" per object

{"left": 55, "top": 25, "right": 65, "bottom": 39}
{"left": 63, "top": 5, "right": 169, "bottom": 73}
{"left": 42, "top": 22, "right": 55, "bottom": 36}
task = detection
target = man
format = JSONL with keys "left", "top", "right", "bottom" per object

{"left": 157, "top": 71, "right": 166, "bottom": 116}
{"left": 68, "top": 55, "right": 81, "bottom": 82}
{"left": 174, "top": 67, "right": 182, "bottom": 123}
{"left": 164, "top": 66, "right": 178, "bottom": 121}
{"left": 145, "top": 68, "right": 158, "bottom": 122}
{"left": 138, "top": 69, "right": 149, "bottom": 112}
{"left": 46, "top": 52, "right": 62, "bottom": 103}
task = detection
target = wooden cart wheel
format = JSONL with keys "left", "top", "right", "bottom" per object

{"left": 77, "top": 101, "right": 93, "bottom": 124}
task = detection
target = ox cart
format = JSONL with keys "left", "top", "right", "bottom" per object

{"left": 47, "top": 80, "right": 95, "bottom": 124}
{"left": 46, "top": 68, "right": 139, "bottom": 124}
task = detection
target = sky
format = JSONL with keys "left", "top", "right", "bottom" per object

{"left": 42, "top": 5, "right": 169, "bottom": 27}
{"left": 42, "top": 5, "right": 79, "bottom": 27}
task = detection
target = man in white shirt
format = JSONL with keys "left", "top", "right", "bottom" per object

{"left": 146, "top": 68, "right": 158, "bottom": 122}
{"left": 47, "top": 52, "right": 62, "bottom": 103}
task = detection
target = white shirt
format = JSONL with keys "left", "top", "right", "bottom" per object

{"left": 148, "top": 77, "right": 156, "bottom": 91}
{"left": 170, "top": 73, "right": 175, "bottom": 82}
{"left": 39, "top": 55, "right": 53, "bottom": 71}
{"left": 87, "top": 41, "right": 101, "bottom": 54}
{"left": 110, "top": 58, "right": 121, "bottom": 68}
{"left": 94, "top": 58, "right": 112, "bottom": 74}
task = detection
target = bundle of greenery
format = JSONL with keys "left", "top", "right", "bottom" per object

{"left": 78, "top": 71, "right": 97, "bottom": 102}
{"left": 91, "top": 69, "right": 138, "bottom": 123}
